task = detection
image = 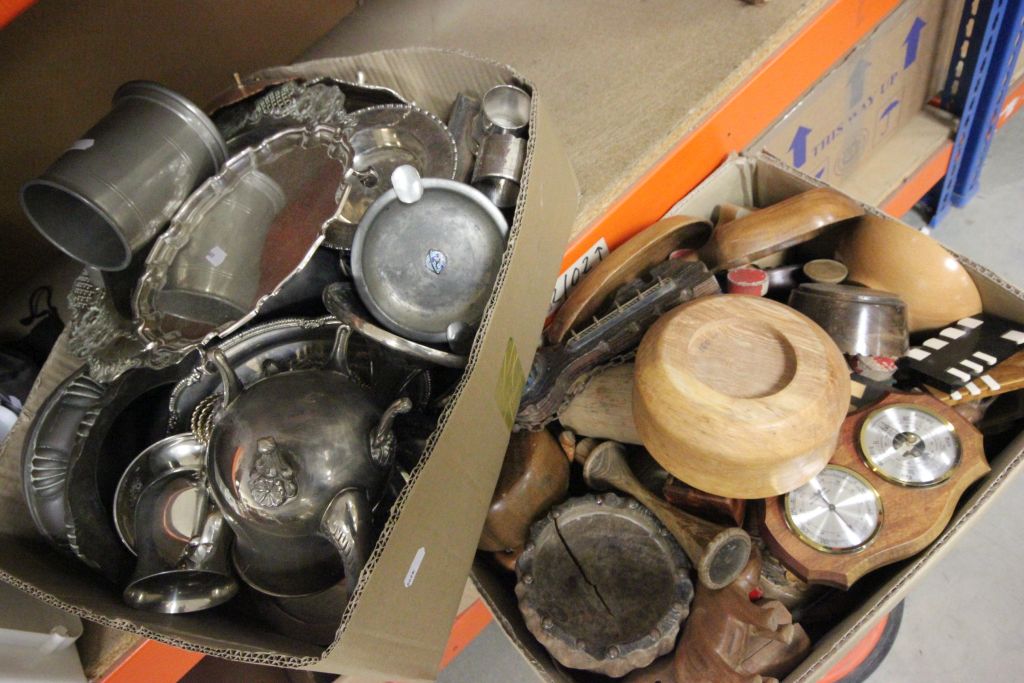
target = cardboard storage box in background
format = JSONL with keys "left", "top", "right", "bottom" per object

{"left": 0, "top": 49, "right": 579, "bottom": 680}
{"left": 473, "top": 152, "right": 1024, "bottom": 682}
{"left": 752, "top": 0, "right": 956, "bottom": 185}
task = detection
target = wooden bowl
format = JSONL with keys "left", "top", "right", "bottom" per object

{"left": 835, "top": 215, "right": 982, "bottom": 333}
{"left": 698, "top": 188, "right": 864, "bottom": 272}
{"left": 633, "top": 295, "right": 849, "bottom": 498}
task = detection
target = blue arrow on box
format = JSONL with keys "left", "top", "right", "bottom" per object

{"left": 904, "top": 17, "right": 926, "bottom": 69}
{"left": 789, "top": 126, "right": 811, "bottom": 168}
{"left": 848, "top": 59, "right": 871, "bottom": 108}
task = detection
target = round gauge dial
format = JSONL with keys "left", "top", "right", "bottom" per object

{"left": 859, "top": 404, "right": 961, "bottom": 486}
{"left": 784, "top": 466, "right": 882, "bottom": 553}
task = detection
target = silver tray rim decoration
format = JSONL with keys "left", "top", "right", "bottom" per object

{"left": 133, "top": 124, "right": 354, "bottom": 361}
{"left": 22, "top": 369, "right": 108, "bottom": 550}
{"left": 166, "top": 315, "right": 341, "bottom": 432}
{"left": 346, "top": 102, "right": 457, "bottom": 176}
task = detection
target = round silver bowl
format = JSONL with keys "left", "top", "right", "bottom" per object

{"left": 350, "top": 166, "right": 508, "bottom": 344}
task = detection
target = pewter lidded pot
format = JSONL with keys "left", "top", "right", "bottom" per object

{"left": 204, "top": 326, "right": 410, "bottom": 597}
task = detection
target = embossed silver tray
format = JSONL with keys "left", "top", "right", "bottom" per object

{"left": 134, "top": 125, "right": 353, "bottom": 362}
{"left": 166, "top": 316, "right": 342, "bottom": 433}
{"left": 326, "top": 104, "right": 458, "bottom": 247}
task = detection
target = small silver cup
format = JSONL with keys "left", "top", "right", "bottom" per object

{"left": 21, "top": 81, "right": 227, "bottom": 270}
{"left": 472, "top": 134, "right": 526, "bottom": 209}
{"left": 480, "top": 85, "right": 531, "bottom": 137}
{"left": 123, "top": 473, "right": 238, "bottom": 614}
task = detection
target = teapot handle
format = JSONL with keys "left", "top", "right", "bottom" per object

{"left": 370, "top": 397, "right": 413, "bottom": 468}
{"left": 321, "top": 488, "right": 372, "bottom": 588}
{"left": 204, "top": 348, "right": 243, "bottom": 406}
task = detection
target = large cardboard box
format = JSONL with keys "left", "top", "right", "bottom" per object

{"left": 0, "top": 49, "right": 578, "bottom": 680}
{"left": 751, "top": 0, "right": 955, "bottom": 185}
{"left": 473, "top": 152, "right": 1024, "bottom": 681}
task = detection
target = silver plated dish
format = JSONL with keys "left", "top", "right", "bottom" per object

{"left": 350, "top": 165, "right": 508, "bottom": 344}
{"left": 113, "top": 433, "right": 205, "bottom": 554}
{"left": 323, "top": 283, "right": 467, "bottom": 369}
{"left": 166, "top": 316, "right": 341, "bottom": 432}
{"left": 22, "top": 370, "right": 109, "bottom": 551}
{"left": 134, "top": 125, "right": 353, "bottom": 361}
{"left": 327, "top": 104, "right": 457, "bottom": 247}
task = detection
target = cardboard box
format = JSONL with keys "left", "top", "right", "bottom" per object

{"left": 751, "top": 0, "right": 954, "bottom": 185}
{"left": 473, "top": 152, "right": 1024, "bottom": 682}
{"left": 0, "top": 49, "right": 579, "bottom": 680}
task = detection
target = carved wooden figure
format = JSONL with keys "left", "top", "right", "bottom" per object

{"left": 625, "top": 550, "right": 810, "bottom": 683}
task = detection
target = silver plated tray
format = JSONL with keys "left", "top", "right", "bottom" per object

{"left": 166, "top": 316, "right": 341, "bottom": 432}
{"left": 327, "top": 104, "right": 458, "bottom": 247}
{"left": 134, "top": 125, "right": 353, "bottom": 362}
{"left": 22, "top": 370, "right": 108, "bottom": 551}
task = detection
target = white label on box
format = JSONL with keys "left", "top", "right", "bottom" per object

{"left": 404, "top": 547, "right": 426, "bottom": 588}
{"left": 958, "top": 317, "right": 984, "bottom": 329}
{"left": 923, "top": 338, "right": 948, "bottom": 350}
{"left": 906, "top": 347, "right": 930, "bottom": 361}
{"left": 946, "top": 367, "right": 971, "bottom": 382}
{"left": 548, "top": 238, "right": 609, "bottom": 314}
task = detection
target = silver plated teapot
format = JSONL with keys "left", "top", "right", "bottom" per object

{"left": 205, "top": 326, "right": 410, "bottom": 597}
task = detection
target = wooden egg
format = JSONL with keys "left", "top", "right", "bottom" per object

{"left": 835, "top": 215, "right": 982, "bottom": 333}
{"left": 633, "top": 295, "right": 849, "bottom": 499}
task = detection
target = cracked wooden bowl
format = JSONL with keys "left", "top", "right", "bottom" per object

{"left": 515, "top": 493, "right": 693, "bottom": 678}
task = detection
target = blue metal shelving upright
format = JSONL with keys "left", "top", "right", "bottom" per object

{"left": 928, "top": 0, "right": 1024, "bottom": 224}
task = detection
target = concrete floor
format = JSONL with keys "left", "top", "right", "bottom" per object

{"left": 439, "top": 113, "right": 1024, "bottom": 683}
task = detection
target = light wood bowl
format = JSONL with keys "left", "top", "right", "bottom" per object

{"left": 633, "top": 295, "right": 849, "bottom": 499}
{"left": 698, "top": 188, "right": 864, "bottom": 272}
{"left": 835, "top": 215, "right": 982, "bottom": 333}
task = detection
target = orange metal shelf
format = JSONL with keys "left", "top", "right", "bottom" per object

{"left": 0, "top": 0, "right": 34, "bottom": 28}
{"left": 559, "top": 0, "right": 903, "bottom": 275}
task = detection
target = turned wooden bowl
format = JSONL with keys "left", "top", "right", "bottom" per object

{"left": 633, "top": 295, "right": 849, "bottom": 499}
{"left": 835, "top": 215, "right": 982, "bottom": 333}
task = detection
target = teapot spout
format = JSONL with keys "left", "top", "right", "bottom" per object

{"left": 370, "top": 397, "right": 413, "bottom": 468}
{"left": 204, "top": 348, "right": 242, "bottom": 406}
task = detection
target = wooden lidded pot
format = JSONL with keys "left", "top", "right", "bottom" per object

{"left": 633, "top": 295, "right": 848, "bottom": 499}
